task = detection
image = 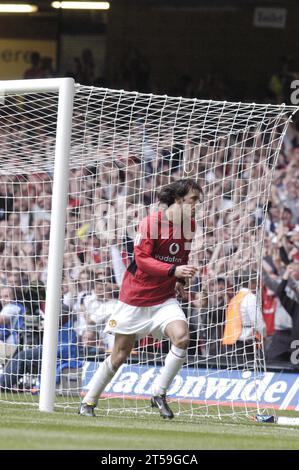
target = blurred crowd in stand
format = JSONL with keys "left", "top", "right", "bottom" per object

{"left": 24, "top": 48, "right": 299, "bottom": 104}
{"left": 74, "top": 51, "right": 298, "bottom": 104}
{"left": 23, "top": 52, "right": 56, "bottom": 80}
{"left": 0, "top": 50, "right": 298, "bottom": 392}
{"left": 0, "top": 114, "right": 298, "bottom": 377}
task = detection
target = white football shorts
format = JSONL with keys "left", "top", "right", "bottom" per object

{"left": 104, "top": 297, "right": 187, "bottom": 340}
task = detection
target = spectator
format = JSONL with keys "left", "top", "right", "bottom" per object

{"left": 71, "top": 268, "right": 94, "bottom": 335}
{"left": 122, "top": 48, "right": 151, "bottom": 92}
{"left": 66, "top": 57, "right": 83, "bottom": 82}
{"left": 40, "top": 57, "right": 55, "bottom": 78}
{"left": 0, "top": 286, "right": 25, "bottom": 345}
{"left": 263, "top": 268, "right": 293, "bottom": 362}
{"left": 193, "top": 278, "right": 226, "bottom": 357}
{"left": 266, "top": 264, "right": 299, "bottom": 366}
{"left": 79, "top": 328, "right": 105, "bottom": 359}
{"left": 23, "top": 52, "right": 42, "bottom": 80}
{"left": 268, "top": 56, "right": 298, "bottom": 105}
{"left": 222, "top": 274, "right": 266, "bottom": 367}
{"left": 75, "top": 265, "right": 118, "bottom": 350}
{"left": 0, "top": 177, "right": 13, "bottom": 221}
{"left": 80, "top": 49, "right": 95, "bottom": 86}
{"left": 0, "top": 303, "right": 81, "bottom": 391}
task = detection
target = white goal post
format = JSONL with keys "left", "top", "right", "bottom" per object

{"left": 0, "top": 78, "right": 298, "bottom": 420}
{"left": 0, "top": 78, "right": 75, "bottom": 412}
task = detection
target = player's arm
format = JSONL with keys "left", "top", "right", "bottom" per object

{"left": 134, "top": 225, "right": 196, "bottom": 279}
{"left": 134, "top": 234, "right": 176, "bottom": 277}
{"left": 136, "top": 241, "right": 196, "bottom": 278}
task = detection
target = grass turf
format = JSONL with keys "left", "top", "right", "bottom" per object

{"left": 0, "top": 397, "right": 299, "bottom": 450}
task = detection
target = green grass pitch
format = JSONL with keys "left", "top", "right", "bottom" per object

{"left": 1, "top": 397, "right": 299, "bottom": 450}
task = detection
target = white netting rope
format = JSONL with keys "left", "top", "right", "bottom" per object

{"left": 0, "top": 84, "right": 297, "bottom": 420}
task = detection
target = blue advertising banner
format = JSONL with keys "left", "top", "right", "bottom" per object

{"left": 82, "top": 362, "right": 299, "bottom": 411}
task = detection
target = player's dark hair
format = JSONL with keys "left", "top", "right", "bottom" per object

{"left": 157, "top": 178, "right": 202, "bottom": 207}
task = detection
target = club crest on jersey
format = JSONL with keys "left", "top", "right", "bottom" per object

{"left": 109, "top": 319, "right": 117, "bottom": 328}
{"left": 169, "top": 243, "right": 180, "bottom": 255}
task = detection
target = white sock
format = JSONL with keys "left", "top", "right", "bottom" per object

{"left": 152, "top": 345, "right": 187, "bottom": 396}
{"left": 83, "top": 356, "right": 116, "bottom": 406}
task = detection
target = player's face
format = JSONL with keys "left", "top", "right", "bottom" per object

{"left": 180, "top": 189, "right": 201, "bottom": 218}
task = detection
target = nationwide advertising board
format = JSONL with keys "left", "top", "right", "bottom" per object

{"left": 82, "top": 362, "right": 299, "bottom": 411}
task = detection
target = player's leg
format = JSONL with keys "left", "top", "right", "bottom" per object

{"left": 160, "top": 319, "right": 189, "bottom": 387}
{"left": 149, "top": 299, "right": 189, "bottom": 419}
{"left": 110, "top": 333, "right": 136, "bottom": 369}
{"left": 151, "top": 320, "right": 189, "bottom": 419}
{"left": 79, "top": 333, "right": 135, "bottom": 417}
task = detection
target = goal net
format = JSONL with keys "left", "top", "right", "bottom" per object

{"left": 0, "top": 80, "right": 297, "bottom": 421}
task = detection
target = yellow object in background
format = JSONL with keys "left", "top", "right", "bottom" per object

{"left": 77, "top": 223, "right": 90, "bottom": 239}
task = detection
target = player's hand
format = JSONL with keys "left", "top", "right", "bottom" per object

{"left": 175, "top": 265, "right": 197, "bottom": 280}
{"left": 175, "top": 282, "right": 188, "bottom": 300}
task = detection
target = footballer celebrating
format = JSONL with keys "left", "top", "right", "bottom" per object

{"left": 79, "top": 178, "right": 202, "bottom": 419}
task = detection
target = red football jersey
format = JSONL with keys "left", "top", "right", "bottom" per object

{"left": 119, "top": 210, "right": 196, "bottom": 307}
